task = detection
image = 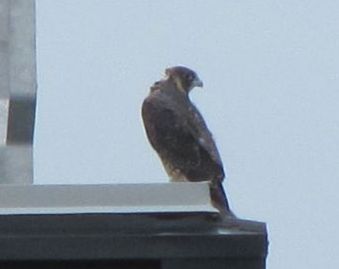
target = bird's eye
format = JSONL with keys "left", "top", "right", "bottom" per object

{"left": 186, "top": 74, "right": 194, "bottom": 81}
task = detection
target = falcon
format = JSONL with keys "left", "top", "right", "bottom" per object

{"left": 142, "top": 66, "right": 231, "bottom": 215}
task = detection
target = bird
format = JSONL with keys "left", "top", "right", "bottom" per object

{"left": 141, "top": 66, "right": 232, "bottom": 216}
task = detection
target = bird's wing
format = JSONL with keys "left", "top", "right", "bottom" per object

{"left": 142, "top": 96, "right": 200, "bottom": 167}
{"left": 185, "top": 103, "right": 224, "bottom": 170}
{"left": 142, "top": 95, "right": 224, "bottom": 182}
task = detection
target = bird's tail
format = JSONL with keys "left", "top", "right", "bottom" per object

{"left": 209, "top": 181, "right": 234, "bottom": 217}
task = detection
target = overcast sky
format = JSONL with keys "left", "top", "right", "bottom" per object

{"left": 35, "top": 1, "right": 339, "bottom": 268}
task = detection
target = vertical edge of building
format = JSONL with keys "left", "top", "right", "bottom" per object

{"left": 0, "top": 0, "right": 36, "bottom": 184}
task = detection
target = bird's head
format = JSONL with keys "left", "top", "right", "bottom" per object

{"left": 165, "top": 66, "right": 203, "bottom": 93}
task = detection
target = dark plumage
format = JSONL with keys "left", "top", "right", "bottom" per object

{"left": 142, "top": 66, "right": 231, "bottom": 215}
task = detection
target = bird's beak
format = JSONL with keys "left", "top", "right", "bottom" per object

{"left": 192, "top": 77, "right": 203, "bottom": 88}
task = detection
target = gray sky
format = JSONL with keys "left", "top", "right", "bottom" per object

{"left": 35, "top": 1, "right": 339, "bottom": 268}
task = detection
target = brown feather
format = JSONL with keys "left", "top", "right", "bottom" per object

{"left": 142, "top": 70, "right": 232, "bottom": 215}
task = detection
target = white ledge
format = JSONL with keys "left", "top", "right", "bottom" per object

{"left": 0, "top": 182, "right": 217, "bottom": 215}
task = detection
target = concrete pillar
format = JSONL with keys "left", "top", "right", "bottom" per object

{"left": 0, "top": 0, "right": 36, "bottom": 184}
